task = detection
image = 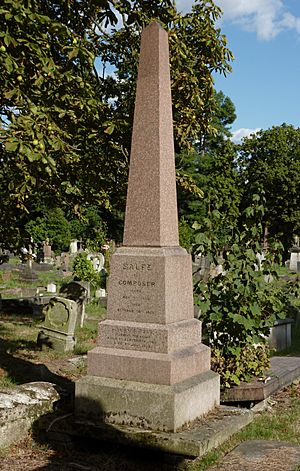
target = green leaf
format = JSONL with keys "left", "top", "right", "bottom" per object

{"left": 5, "top": 141, "right": 18, "bottom": 152}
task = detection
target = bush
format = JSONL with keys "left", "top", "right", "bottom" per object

{"left": 72, "top": 252, "right": 107, "bottom": 289}
{"left": 73, "top": 253, "right": 95, "bottom": 282}
{"left": 193, "top": 192, "right": 298, "bottom": 388}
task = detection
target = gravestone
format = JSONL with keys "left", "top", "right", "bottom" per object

{"left": 43, "top": 240, "right": 52, "bottom": 264}
{"left": 75, "top": 22, "right": 219, "bottom": 432}
{"left": 70, "top": 239, "right": 78, "bottom": 254}
{"left": 47, "top": 283, "right": 57, "bottom": 293}
{"left": 289, "top": 245, "right": 300, "bottom": 272}
{"left": 20, "top": 267, "right": 38, "bottom": 283}
{"left": 87, "top": 252, "right": 105, "bottom": 272}
{"left": 39, "top": 297, "right": 77, "bottom": 352}
{"left": 59, "top": 281, "right": 89, "bottom": 327}
{"left": 61, "top": 252, "right": 70, "bottom": 271}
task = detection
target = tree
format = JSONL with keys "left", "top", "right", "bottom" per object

{"left": 196, "top": 90, "right": 237, "bottom": 152}
{"left": 96, "top": 1, "right": 233, "bottom": 152}
{"left": 0, "top": 0, "right": 233, "bottom": 249}
{"left": 239, "top": 124, "right": 300, "bottom": 252}
{"left": 25, "top": 208, "right": 71, "bottom": 253}
{"left": 176, "top": 92, "right": 239, "bottom": 241}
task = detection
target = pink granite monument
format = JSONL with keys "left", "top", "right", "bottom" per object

{"left": 75, "top": 21, "right": 220, "bottom": 432}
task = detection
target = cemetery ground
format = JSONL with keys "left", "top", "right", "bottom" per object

{"left": 1, "top": 267, "right": 300, "bottom": 470}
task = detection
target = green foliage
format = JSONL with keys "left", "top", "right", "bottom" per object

{"left": 72, "top": 253, "right": 95, "bottom": 283}
{"left": 199, "top": 90, "right": 237, "bottom": 151}
{"left": 72, "top": 252, "right": 106, "bottom": 288}
{"left": 0, "top": 0, "right": 233, "bottom": 249}
{"left": 25, "top": 207, "right": 71, "bottom": 254}
{"left": 211, "top": 344, "right": 270, "bottom": 388}
{"left": 179, "top": 216, "right": 194, "bottom": 252}
{"left": 194, "top": 192, "right": 294, "bottom": 388}
{"left": 178, "top": 139, "right": 240, "bottom": 244}
{"left": 239, "top": 124, "right": 300, "bottom": 253}
{"left": 70, "top": 205, "right": 108, "bottom": 252}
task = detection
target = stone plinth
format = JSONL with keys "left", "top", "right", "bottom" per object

{"left": 76, "top": 371, "right": 219, "bottom": 433}
{"left": 87, "top": 246, "right": 211, "bottom": 386}
{"left": 77, "top": 245, "right": 220, "bottom": 429}
{"left": 88, "top": 343, "right": 210, "bottom": 385}
{"left": 97, "top": 318, "right": 202, "bottom": 353}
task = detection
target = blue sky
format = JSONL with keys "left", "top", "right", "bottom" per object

{"left": 178, "top": 0, "right": 300, "bottom": 142}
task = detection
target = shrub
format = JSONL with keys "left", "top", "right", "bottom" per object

{"left": 73, "top": 253, "right": 95, "bottom": 282}
{"left": 193, "top": 192, "right": 298, "bottom": 388}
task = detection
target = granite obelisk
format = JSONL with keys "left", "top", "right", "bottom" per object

{"left": 75, "top": 22, "right": 220, "bottom": 432}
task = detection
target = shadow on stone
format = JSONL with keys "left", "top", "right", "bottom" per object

{"left": 31, "top": 395, "right": 188, "bottom": 471}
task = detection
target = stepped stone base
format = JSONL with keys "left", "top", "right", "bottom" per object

{"left": 97, "top": 318, "right": 202, "bottom": 354}
{"left": 75, "top": 370, "right": 220, "bottom": 432}
{"left": 88, "top": 342, "right": 211, "bottom": 385}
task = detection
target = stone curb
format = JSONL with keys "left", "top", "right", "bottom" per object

{"left": 0, "top": 382, "right": 60, "bottom": 449}
{"left": 40, "top": 405, "right": 253, "bottom": 458}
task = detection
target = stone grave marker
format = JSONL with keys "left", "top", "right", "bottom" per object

{"left": 70, "top": 239, "right": 78, "bottom": 254}
{"left": 75, "top": 22, "right": 219, "bottom": 433}
{"left": 87, "top": 252, "right": 105, "bottom": 272}
{"left": 59, "top": 281, "right": 89, "bottom": 327}
{"left": 289, "top": 245, "right": 300, "bottom": 272}
{"left": 43, "top": 240, "right": 52, "bottom": 264}
{"left": 39, "top": 297, "right": 77, "bottom": 352}
{"left": 60, "top": 252, "right": 70, "bottom": 271}
{"left": 20, "top": 266, "right": 38, "bottom": 283}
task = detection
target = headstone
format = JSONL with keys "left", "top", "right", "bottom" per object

{"left": 20, "top": 267, "right": 38, "bottom": 283}
{"left": 269, "top": 318, "right": 293, "bottom": 351}
{"left": 43, "top": 239, "right": 52, "bottom": 264}
{"left": 95, "top": 288, "right": 106, "bottom": 298}
{"left": 47, "top": 283, "right": 57, "bottom": 293}
{"left": 87, "top": 252, "right": 105, "bottom": 272}
{"left": 70, "top": 239, "right": 78, "bottom": 254}
{"left": 208, "top": 440, "right": 300, "bottom": 471}
{"left": 75, "top": 22, "right": 219, "bottom": 433}
{"left": 1, "top": 272, "right": 11, "bottom": 282}
{"left": 38, "top": 297, "right": 77, "bottom": 352}
{"left": 59, "top": 281, "right": 89, "bottom": 327}
{"left": 289, "top": 246, "right": 300, "bottom": 272}
{"left": 61, "top": 252, "right": 70, "bottom": 271}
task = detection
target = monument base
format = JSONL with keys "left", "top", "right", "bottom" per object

{"left": 75, "top": 370, "right": 220, "bottom": 432}
{"left": 40, "top": 327, "right": 76, "bottom": 352}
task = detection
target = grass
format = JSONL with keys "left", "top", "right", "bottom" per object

{"left": 0, "top": 295, "right": 105, "bottom": 390}
{"left": 0, "top": 264, "right": 73, "bottom": 293}
{"left": 188, "top": 383, "right": 300, "bottom": 470}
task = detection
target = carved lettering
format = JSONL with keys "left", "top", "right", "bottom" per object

{"left": 105, "top": 328, "right": 164, "bottom": 352}
{"left": 118, "top": 280, "right": 155, "bottom": 287}
{"left": 122, "top": 262, "right": 152, "bottom": 271}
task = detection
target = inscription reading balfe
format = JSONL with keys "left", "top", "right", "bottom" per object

{"left": 115, "top": 260, "right": 158, "bottom": 317}
{"left": 123, "top": 262, "right": 152, "bottom": 271}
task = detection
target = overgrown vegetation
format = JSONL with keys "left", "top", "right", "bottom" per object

{"left": 194, "top": 192, "right": 300, "bottom": 388}
{"left": 72, "top": 252, "right": 106, "bottom": 289}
